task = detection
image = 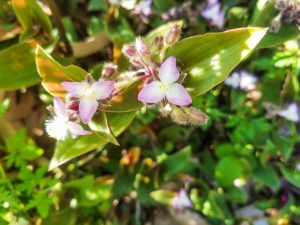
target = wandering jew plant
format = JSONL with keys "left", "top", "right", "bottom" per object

{"left": 35, "top": 15, "right": 267, "bottom": 168}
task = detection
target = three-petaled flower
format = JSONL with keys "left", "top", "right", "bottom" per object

{"left": 62, "top": 80, "right": 114, "bottom": 124}
{"left": 45, "top": 97, "right": 91, "bottom": 140}
{"left": 138, "top": 56, "right": 192, "bottom": 106}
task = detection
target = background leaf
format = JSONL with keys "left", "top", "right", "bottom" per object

{"left": 0, "top": 40, "right": 40, "bottom": 90}
{"left": 166, "top": 27, "right": 267, "bottom": 96}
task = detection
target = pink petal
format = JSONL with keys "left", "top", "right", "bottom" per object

{"left": 61, "top": 81, "right": 87, "bottom": 97}
{"left": 166, "top": 83, "right": 192, "bottom": 106}
{"left": 91, "top": 80, "right": 114, "bottom": 100}
{"left": 79, "top": 97, "right": 99, "bottom": 124}
{"left": 158, "top": 56, "right": 180, "bottom": 84}
{"left": 138, "top": 81, "right": 165, "bottom": 104}
{"left": 53, "top": 97, "right": 68, "bottom": 119}
{"left": 67, "top": 121, "right": 92, "bottom": 137}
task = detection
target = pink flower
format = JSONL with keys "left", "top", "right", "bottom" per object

{"left": 138, "top": 56, "right": 192, "bottom": 106}
{"left": 172, "top": 189, "right": 192, "bottom": 211}
{"left": 202, "top": 0, "right": 225, "bottom": 29}
{"left": 45, "top": 98, "right": 91, "bottom": 140}
{"left": 62, "top": 80, "right": 114, "bottom": 124}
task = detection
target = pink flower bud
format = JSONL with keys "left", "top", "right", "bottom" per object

{"left": 164, "top": 25, "right": 181, "bottom": 45}
{"left": 135, "top": 37, "right": 150, "bottom": 57}
{"left": 122, "top": 44, "right": 136, "bottom": 58}
{"left": 102, "top": 63, "right": 118, "bottom": 79}
{"left": 154, "top": 36, "right": 164, "bottom": 50}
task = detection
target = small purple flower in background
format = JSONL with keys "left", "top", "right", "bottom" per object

{"left": 62, "top": 80, "right": 114, "bottom": 124}
{"left": 172, "top": 189, "right": 192, "bottom": 211}
{"left": 138, "top": 56, "right": 192, "bottom": 106}
{"left": 202, "top": 0, "right": 225, "bottom": 29}
{"left": 45, "top": 98, "right": 91, "bottom": 140}
{"left": 278, "top": 103, "right": 300, "bottom": 122}
{"left": 133, "top": 0, "right": 152, "bottom": 22}
{"left": 225, "top": 70, "right": 258, "bottom": 91}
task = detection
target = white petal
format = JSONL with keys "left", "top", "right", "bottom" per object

{"left": 138, "top": 81, "right": 165, "bottom": 104}
{"left": 79, "top": 97, "right": 99, "bottom": 124}
{"left": 158, "top": 56, "right": 180, "bottom": 84}
{"left": 166, "top": 83, "right": 192, "bottom": 106}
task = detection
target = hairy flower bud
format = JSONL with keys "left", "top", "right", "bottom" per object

{"left": 154, "top": 36, "right": 164, "bottom": 50}
{"left": 170, "top": 106, "right": 189, "bottom": 125}
{"left": 164, "top": 24, "right": 181, "bottom": 45}
{"left": 135, "top": 37, "right": 150, "bottom": 57}
{"left": 122, "top": 44, "right": 136, "bottom": 58}
{"left": 186, "top": 107, "right": 209, "bottom": 126}
{"left": 102, "top": 63, "right": 118, "bottom": 79}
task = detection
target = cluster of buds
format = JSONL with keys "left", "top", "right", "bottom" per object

{"left": 272, "top": 0, "right": 300, "bottom": 32}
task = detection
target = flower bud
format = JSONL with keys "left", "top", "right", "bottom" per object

{"left": 154, "top": 36, "right": 164, "bottom": 50}
{"left": 102, "top": 63, "right": 118, "bottom": 79}
{"left": 170, "top": 106, "right": 189, "bottom": 125}
{"left": 135, "top": 37, "right": 150, "bottom": 57}
{"left": 186, "top": 107, "right": 208, "bottom": 126}
{"left": 122, "top": 44, "right": 136, "bottom": 58}
{"left": 164, "top": 24, "right": 181, "bottom": 45}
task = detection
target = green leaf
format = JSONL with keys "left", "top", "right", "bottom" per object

{"left": 280, "top": 165, "right": 300, "bottom": 188}
{"left": 150, "top": 189, "right": 175, "bottom": 205}
{"left": 88, "top": 112, "right": 119, "bottom": 145}
{"left": 49, "top": 111, "right": 136, "bottom": 170}
{"left": 166, "top": 27, "right": 267, "bottom": 96}
{"left": 0, "top": 41, "right": 40, "bottom": 90}
{"left": 257, "top": 25, "right": 300, "bottom": 49}
{"left": 12, "top": 0, "right": 52, "bottom": 40}
{"left": 153, "top": 0, "right": 175, "bottom": 12}
{"left": 99, "top": 77, "right": 144, "bottom": 112}
{"left": 254, "top": 163, "right": 280, "bottom": 190}
{"left": 159, "top": 146, "right": 192, "bottom": 178}
{"left": 215, "top": 156, "right": 244, "bottom": 186}
{"left": 35, "top": 45, "right": 87, "bottom": 97}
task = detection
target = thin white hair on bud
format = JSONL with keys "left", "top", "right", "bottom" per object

{"left": 186, "top": 107, "right": 209, "bottom": 126}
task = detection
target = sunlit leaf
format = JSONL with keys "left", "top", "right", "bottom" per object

{"left": 150, "top": 189, "right": 175, "bottom": 205}
{"left": 35, "top": 45, "right": 87, "bottom": 97}
{"left": 88, "top": 112, "right": 119, "bottom": 145}
{"left": 0, "top": 40, "right": 40, "bottom": 90}
{"left": 166, "top": 27, "right": 267, "bottom": 96}
{"left": 257, "top": 25, "right": 300, "bottom": 49}
{"left": 49, "top": 111, "right": 137, "bottom": 170}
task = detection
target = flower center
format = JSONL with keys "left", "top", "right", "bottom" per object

{"left": 159, "top": 82, "right": 170, "bottom": 91}
{"left": 83, "top": 86, "right": 96, "bottom": 99}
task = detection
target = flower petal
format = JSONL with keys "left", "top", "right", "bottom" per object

{"left": 67, "top": 121, "right": 92, "bottom": 137}
{"left": 166, "top": 83, "right": 192, "bottom": 106}
{"left": 158, "top": 56, "right": 180, "bottom": 84}
{"left": 138, "top": 81, "right": 165, "bottom": 104}
{"left": 61, "top": 81, "right": 87, "bottom": 97}
{"left": 53, "top": 97, "right": 68, "bottom": 119}
{"left": 91, "top": 80, "right": 115, "bottom": 100}
{"left": 79, "top": 97, "right": 99, "bottom": 124}
{"left": 278, "top": 103, "right": 300, "bottom": 122}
